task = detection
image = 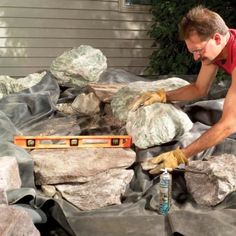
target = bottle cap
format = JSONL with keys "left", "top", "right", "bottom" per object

{"left": 160, "top": 168, "right": 172, "bottom": 173}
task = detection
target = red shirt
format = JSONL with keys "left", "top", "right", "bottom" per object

{"left": 214, "top": 29, "right": 236, "bottom": 74}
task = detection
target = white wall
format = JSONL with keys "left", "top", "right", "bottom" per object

{"left": 0, "top": 0, "right": 154, "bottom": 76}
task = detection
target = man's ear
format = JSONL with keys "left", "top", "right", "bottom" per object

{"left": 213, "top": 33, "right": 222, "bottom": 45}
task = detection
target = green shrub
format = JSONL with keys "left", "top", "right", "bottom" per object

{"left": 147, "top": 0, "right": 235, "bottom": 76}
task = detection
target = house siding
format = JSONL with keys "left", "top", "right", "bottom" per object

{"left": 0, "top": 0, "right": 154, "bottom": 77}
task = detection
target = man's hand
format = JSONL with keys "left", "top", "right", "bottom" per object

{"left": 129, "top": 89, "right": 166, "bottom": 111}
{"left": 141, "top": 147, "right": 188, "bottom": 174}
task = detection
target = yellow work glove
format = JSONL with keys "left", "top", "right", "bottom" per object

{"left": 141, "top": 147, "right": 188, "bottom": 175}
{"left": 129, "top": 89, "right": 166, "bottom": 112}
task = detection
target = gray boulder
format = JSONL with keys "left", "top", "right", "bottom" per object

{"left": 185, "top": 154, "right": 236, "bottom": 206}
{"left": 111, "top": 78, "right": 192, "bottom": 148}
{"left": 126, "top": 103, "right": 192, "bottom": 149}
{"left": 0, "top": 72, "right": 46, "bottom": 100}
{"left": 50, "top": 45, "right": 107, "bottom": 88}
{"left": 111, "top": 77, "right": 190, "bottom": 122}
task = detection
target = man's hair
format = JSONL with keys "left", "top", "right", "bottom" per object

{"left": 179, "top": 5, "right": 229, "bottom": 40}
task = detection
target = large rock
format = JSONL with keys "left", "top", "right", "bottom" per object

{"left": 0, "top": 205, "right": 40, "bottom": 236}
{"left": 71, "top": 92, "right": 100, "bottom": 115}
{"left": 31, "top": 148, "right": 136, "bottom": 185}
{"left": 185, "top": 154, "right": 236, "bottom": 206}
{"left": 126, "top": 103, "right": 193, "bottom": 149}
{"left": 50, "top": 45, "right": 107, "bottom": 88}
{"left": 56, "top": 168, "right": 134, "bottom": 211}
{"left": 0, "top": 156, "right": 21, "bottom": 190}
{"left": 111, "top": 77, "right": 192, "bottom": 148}
{"left": 111, "top": 77, "right": 189, "bottom": 122}
{"left": 0, "top": 71, "right": 46, "bottom": 100}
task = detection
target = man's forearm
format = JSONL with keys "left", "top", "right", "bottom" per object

{"left": 182, "top": 121, "right": 234, "bottom": 158}
{"left": 166, "top": 83, "right": 206, "bottom": 102}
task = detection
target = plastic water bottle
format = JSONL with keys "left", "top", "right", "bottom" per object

{"left": 159, "top": 168, "right": 172, "bottom": 215}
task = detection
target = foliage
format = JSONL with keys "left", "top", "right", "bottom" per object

{"left": 146, "top": 0, "right": 236, "bottom": 76}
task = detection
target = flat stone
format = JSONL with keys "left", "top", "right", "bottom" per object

{"left": 56, "top": 168, "right": 134, "bottom": 211}
{"left": 0, "top": 205, "right": 40, "bottom": 236}
{"left": 87, "top": 83, "right": 127, "bottom": 102}
{"left": 41, "top": 185, "right": 57, "bottom": 198}
{"left": 31, "top": 148, "right": 136, "bottom": 185}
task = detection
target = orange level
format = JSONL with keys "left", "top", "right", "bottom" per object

{"left": 14, "top": 135, "right": 132, "bottom": 149}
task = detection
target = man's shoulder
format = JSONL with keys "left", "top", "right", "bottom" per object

{"left": 228, "top": 29, "right": 236, "bottom": 56}
{"left": 229, "top": 29, "right": 236, "bottom": 39}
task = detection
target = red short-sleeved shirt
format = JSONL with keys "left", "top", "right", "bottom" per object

{"left": 214, "top": 29, "right": 236, "bottom": 75}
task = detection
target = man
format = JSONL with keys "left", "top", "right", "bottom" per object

{"left": 130, "top": 6, "right": 236, "bottom": 174}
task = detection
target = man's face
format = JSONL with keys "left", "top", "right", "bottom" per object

{"left": 185, "top": 33, "right": 221, "bottom": 65}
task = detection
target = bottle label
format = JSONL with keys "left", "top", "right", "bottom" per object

{"left": 159, "top": 174, "right": 171, "bottom": 215}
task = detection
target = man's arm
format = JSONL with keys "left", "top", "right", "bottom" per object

{"left": 129, "top": 62, "right": 218, "bottom": 111}
{"left": 166, "top": 63, "right": 218, "bottom": 102}
{"left": 182, "top": 68, "right": 236, "bottom": 158}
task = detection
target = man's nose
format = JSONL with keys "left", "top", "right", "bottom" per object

{"left": 193, "top": 52, "right": 201, "bottom": 61}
